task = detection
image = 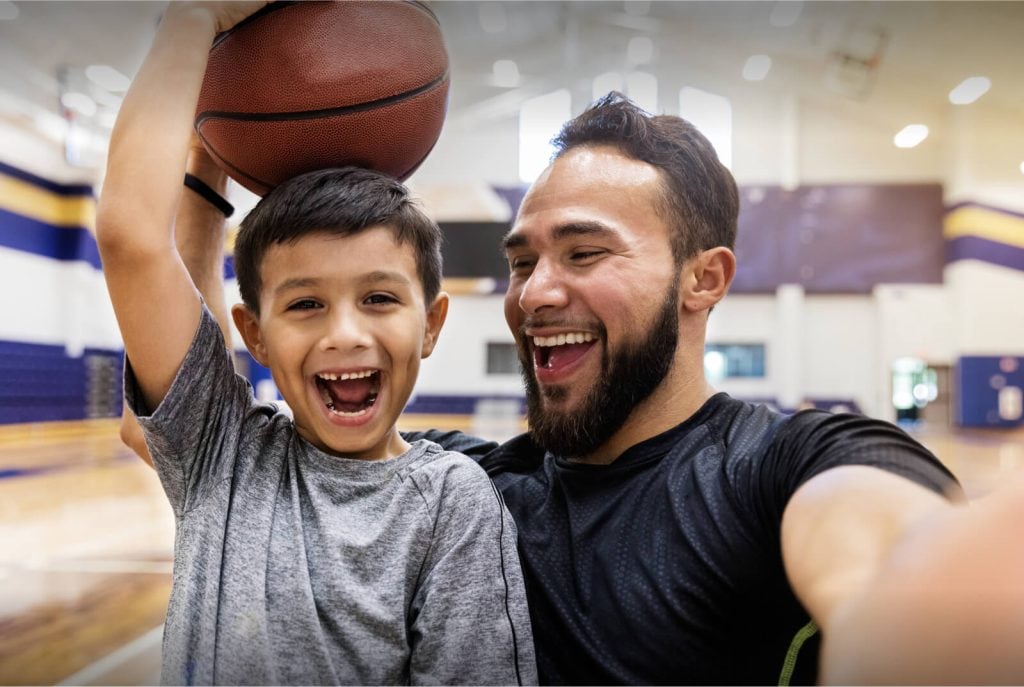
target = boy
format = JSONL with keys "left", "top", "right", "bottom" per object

{"left": 96, "top": 3, "right": 535, "bottom": 684}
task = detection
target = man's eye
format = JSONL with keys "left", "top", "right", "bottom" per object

{"left": 288, "top": 299, "right": 320, "bottom": 311}
{"left": 509, "top": 257, "right": 535, "bottom": 271}
{"left": 571, "top": 249, "right": 605, "bottom": 262}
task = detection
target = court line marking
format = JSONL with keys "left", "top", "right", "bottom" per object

{"left": 0, "top": 454, "right": 135, "bottom": 482}
{"left": 20, "top": 559, "right": 173, "bottom": 575}
{"left": 58, "top": 624, "right": 164, "bottom": 687}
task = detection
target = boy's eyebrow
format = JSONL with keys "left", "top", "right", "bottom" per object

{"left": 358, "top": 270, "right": 412, "bottom": 287}
{"left": 502, "top": 221, "right": 617, "bottom": 252}
{"left": 273, "top": 277, "right": 321, "bottom": 297}
{"left": 272, "top": 271, "right": 411, "bottom": 297}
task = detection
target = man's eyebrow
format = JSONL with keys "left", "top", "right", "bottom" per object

{"left": 551, "top": 221, "right": 616, "bottom": 242}
{"left": 502, "top": 232, "right": 527, "bottom": 251}
{"left": 502, "top": 221, "right": 616, "bottom": 252}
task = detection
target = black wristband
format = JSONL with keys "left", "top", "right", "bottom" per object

{"left": 184, "top": 173, "right": 234, "bottom": 218}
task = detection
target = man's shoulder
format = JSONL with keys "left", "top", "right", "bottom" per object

{"left": 401, "top": 440, "right": 496, "bottom": 497}
{"left": 679, "top": 393, "right": 790, "bottom": 455}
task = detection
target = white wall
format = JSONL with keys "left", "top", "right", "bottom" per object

{"left": 946, "top": 261, "right": 1024, "bottom": 356}
{"left": 0, "top": 247, "right": 120, "bottom": 353}
{"left": 416, "top": 293, "right": 522, "bottom": 397}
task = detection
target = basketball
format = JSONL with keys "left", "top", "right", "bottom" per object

{"left": 194, "top": 1, "right": 449, "bottom": 196}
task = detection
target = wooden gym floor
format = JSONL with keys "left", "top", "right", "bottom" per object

{"left": 1, "top": 416, "right": 1022, "bottom": 685}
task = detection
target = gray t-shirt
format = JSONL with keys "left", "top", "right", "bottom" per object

{"left": 127, "top": 306, "right": 536, "bottom": 685}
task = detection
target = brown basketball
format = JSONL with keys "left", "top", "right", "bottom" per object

{"left": 195, "top": 1, "right": 449, "bottom": 196}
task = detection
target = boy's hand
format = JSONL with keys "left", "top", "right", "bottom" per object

{"left": 165, "top": 1, "right": 270, "bottom": 35}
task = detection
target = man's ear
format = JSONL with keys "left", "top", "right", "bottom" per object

{"left": 421, "top": 291, "right": 449, "bottom": 359}
{"left": 231, "top": 303, "right": 269, "bottom": 367}
{"left": 682, "top": 247, "right": 736, "bottom": 313}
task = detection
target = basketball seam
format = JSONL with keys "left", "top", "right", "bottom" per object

{"left": 195, "top": 130, "right": 274, "bottom": 195}
{"left": 194, "top": 71, "right": 449, "bottom": 126}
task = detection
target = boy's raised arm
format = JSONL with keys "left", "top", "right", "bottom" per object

{"left": 97, "top": 3, "right": 263, "bottom": 414}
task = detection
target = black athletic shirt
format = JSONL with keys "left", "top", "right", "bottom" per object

{"left": 407, "top": 393, "right": 957, "bottom": 685}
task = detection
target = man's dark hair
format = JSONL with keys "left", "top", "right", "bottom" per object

{"left": 552, "top": 91, "right": 739, "bottom": 263}
{"left": 234, "top": 167, "right": 443, "bottom": 313}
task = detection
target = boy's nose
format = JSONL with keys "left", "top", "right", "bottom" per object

{"left": 318, "top": 310, "right": 373, "bottom": 351}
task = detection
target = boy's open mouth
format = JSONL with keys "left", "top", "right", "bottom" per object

{"left": 315, "top": 370, "right": 381, "bottom": 417}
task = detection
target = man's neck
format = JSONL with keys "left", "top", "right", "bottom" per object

{"left": 569, "top": 369, "right": 717, "bottom": 466}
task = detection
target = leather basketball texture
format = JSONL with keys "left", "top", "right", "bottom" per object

{"left": 195, "top": 0, "right": 449, "bottom": 196}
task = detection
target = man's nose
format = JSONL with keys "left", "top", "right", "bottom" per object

{"left": 517, "top": 259, "right": 570, "bottom": 314}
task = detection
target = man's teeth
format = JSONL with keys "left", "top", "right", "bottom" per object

{"left": 532, "top": 332, "right": 595, "bottom": 347}
{"left": 317, "top": 370, "right": 375, "bottom": 381}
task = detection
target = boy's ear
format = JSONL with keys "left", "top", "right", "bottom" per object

{"left": 681, "top": 247, "right": 736, "bottom": 314}
{"left": 231, "top": 304, "right": 269, "bottom": 367}
{"left": 421, "top": 291, "right": 449, "bottom": 359}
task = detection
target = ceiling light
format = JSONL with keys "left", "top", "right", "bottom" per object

{"left": 91, "top": 88, "right": 123, "bottom": 109}
{"left": 85, "top": 64, "right": 131, "bottom": 92}
{"left": 894, "top": 124, "right": 929, "bottom": 148}
{"left": 948, "top": 76, "right": 991, "bottom": 105}
{"left": 769, "top": 1, "right": 802, "bottom": 28}
{"left": 742, "top": 55, "right": 772, "bottom": 81}
{"left": 61, "top": 92, "right": 97, "bottom": 117}
{"left": 0, "top": 1, "right": 18, "bottom": 20}
{"left": 627, "top": 36, "right": 654, "bottom": 65}
{"left": 491, "top": 60, "right": 520, "bottom": 88}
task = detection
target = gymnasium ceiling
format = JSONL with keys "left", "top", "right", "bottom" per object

{"left": 0, "top": 1, "right": 1022, "bottom": 173}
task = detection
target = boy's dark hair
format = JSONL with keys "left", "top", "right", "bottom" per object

{"left": 552, "top": 91, "right": 739, "bottom": 264}
{"left": 234, "top": 167, "right": 443, "bottom": 313}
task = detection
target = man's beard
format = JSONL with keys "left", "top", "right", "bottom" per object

{"left": 518, "top": 288, "right": 680, "bottom": 459}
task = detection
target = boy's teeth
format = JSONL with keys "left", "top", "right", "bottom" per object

{"left": 532, "top": 332, "right": 595, "bottom": 347}
{"left": 318, "top": 370, "right": 375, "bottom": 381}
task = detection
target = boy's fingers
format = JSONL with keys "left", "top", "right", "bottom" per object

{"left": 209, "top": 1, "right": 271, "bottom": 34}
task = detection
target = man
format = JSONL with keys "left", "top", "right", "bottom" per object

{"left": 410, "top": 93, "right": 959, "bottom": 684}
{"left": 128, "top": 93, "right": 970, "bottom": 684}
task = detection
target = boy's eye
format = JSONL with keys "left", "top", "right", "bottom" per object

{"left": 365, "top": 293, "right": 399, "bottom": 306}
{"left": 287, "top": 299, "right": 321, "bottom": 311}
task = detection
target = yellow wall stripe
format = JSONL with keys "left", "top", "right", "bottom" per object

{"left": 944, "top": 205, "right": 1024, "bottom": 250}
{"left": 0, "top": 172, "right": 96, "bottom": 231}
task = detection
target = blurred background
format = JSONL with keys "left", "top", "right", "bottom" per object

{"left": 1, "top": 1, "right": 1023, "bottom": 684}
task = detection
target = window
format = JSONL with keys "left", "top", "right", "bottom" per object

{"left": 704, "top": 343, "right": 765, "bottom": 380}
{"left": 487, "top": 342, "right": 521, "bottom": 375}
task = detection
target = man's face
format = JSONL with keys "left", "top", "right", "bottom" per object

{"left": 235, "top": 228, "right": 446, "bottom": 460}
{"left": 503, "top": 145, "right": 682, "bottom": 457}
